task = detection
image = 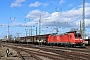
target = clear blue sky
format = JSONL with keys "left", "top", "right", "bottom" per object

{"left": 0, "top": 0, "right": 90, "bottom": 38}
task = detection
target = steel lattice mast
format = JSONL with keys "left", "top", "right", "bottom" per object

{"left": 82, "top": 0, "right": 85, "bottom": 40}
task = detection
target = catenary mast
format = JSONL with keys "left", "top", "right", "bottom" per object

{"left": 82, "top": 0, "right": 85, "bottom": 45}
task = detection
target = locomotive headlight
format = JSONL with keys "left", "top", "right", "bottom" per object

{"left": 80, "top": 39, "right": 82, "bottom": 40}
{"left": 75, "top": 39, "right": 78, "bottom": 40}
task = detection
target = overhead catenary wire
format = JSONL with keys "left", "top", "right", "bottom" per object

{"left": 7, "top": 0, "right": 27, "bottom": 16}
{"left": 52, "top": 0, "right": 83, "bottom": 34}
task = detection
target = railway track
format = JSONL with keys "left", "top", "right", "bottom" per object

{"left": 16, "top": 43, "right": 90, "bottom": 60}
{"left": 2, "top": 43, "right": 90, "bottom": 60}
{"left": 2, "top": 44, "right": 64, "bottom": 60}
{"left": 17, "top": 51, "right": 25, "bottom": 60}
{"left": 38, "top": 45, "right": 90, "bottom": 53}
{"left": 17, "top": 43, "right": 90, "bottom": 54}
{"left": 4, "top": 42, "right": 90, "bottom": 52}
{"left": 28, "top": 45, "right": 90, "bottom": 60}
{"left": 17, "top": 50, "right": 43, "bottom": 60}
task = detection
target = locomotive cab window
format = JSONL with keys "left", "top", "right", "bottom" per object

{"left": 74, "top": 33, "right": 82, "bottom": 38}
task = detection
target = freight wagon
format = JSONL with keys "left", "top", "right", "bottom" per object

{"left": 19, "top": 34, "right": 49, "bottom": 44}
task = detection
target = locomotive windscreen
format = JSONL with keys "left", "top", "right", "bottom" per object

{"left": 74, "top": 33, "right": 82, "bottom": 38}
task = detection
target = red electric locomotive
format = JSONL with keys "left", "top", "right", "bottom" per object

{"left": 47, "top": 31, "right": 84, "bottom": 47}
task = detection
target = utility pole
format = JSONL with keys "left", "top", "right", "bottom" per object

{"left": 39, "top": 14, "right": 41, "bottom": 46}
{"left": 35, "top": 27, "right": 37, "bottom": 42}
{"left": 35, "top": 27, "right": 37, "bottom": 43}
{"left": 25, "top": 18, "right": 32, "bottom": 36}
{"left": 25, "top": 29, "right": 28, "bottom": 37}
{"left": 25, "top": 29, "right": 28, "bottom": 43}
{"left": 80, "top": 21, "right": 82, "bottom": 34}
{"left": 28, "top": 29, "right": 30, "bottom": 36}
{"left": 31, "top": 26, "right": 32, "bottom": 36}
{"left": 82, "top": 0, "right": 85, "bottom": 39}
{"left": 8, "top": 21, "right": 10, "bottom": 40}
{"left": 82, "top": 0, "right": 85, "bottom": 46}
{"left": 16, "top": 32, "right": 20, "bottom": 41}
{"left": 39, "top": 13, "right": 41, "bottom": 35}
